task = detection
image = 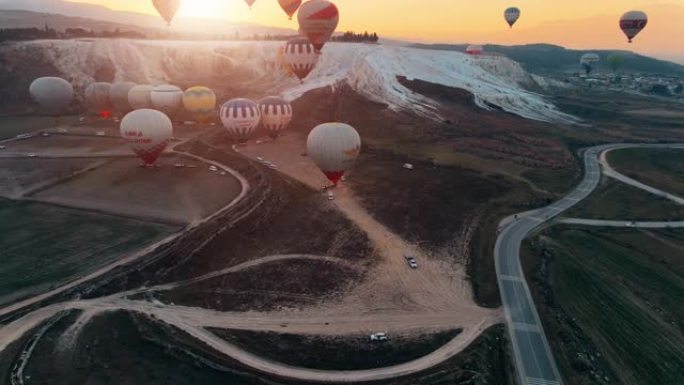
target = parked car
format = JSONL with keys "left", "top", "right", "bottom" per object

{"left": 404, "top": 255, "right": 418, "bottom": 269}
{"left": 370, "top": 332, "right": 389, "bottom": 342}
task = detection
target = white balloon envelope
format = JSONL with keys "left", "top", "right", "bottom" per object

{"left": 307, "top": 122, "right": 361, "bottom": 185}
{"left": 120, "top": 108, "right": 173, "bottom": 166}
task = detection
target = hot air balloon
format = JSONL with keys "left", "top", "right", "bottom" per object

{"left": 183, "top": 86, "right": 216, "bottom": 124}
{"left": 283, "top": 38, "right": 319, "bottom": 81}
{"left": 128, "top": 85, "right": 154, "bottom": 110}
{"left": 151, "top": 85, "right": 183, "bottom": 117}
{"left": 306, "top": 122, "right": 361, "bottom": 186}
{"left": 152, "top": 0, "right": 180, "bottom": 26}
{"left": 298, "top": 0, "right": 339, "bottom": 52}
{"left": 109, "top": 81, "right": 137, "bottom": 115}
{"left": 245, "top": 0, "right": 256, "bottom": 9}
{"left": 29, "top": 77, "right": 73, "bottom": 116}
{"left": 580, "top": 53, "right": 600, "bottom": 75}
{"left": 220, "top": 98, "right": 261, "bottom": 144}
{"left": 466, "top": 45, "right": 484, "bottom": 56}
{"left": 278, "top": 0, "right": 302, "bottom": 19}
{"left": 259, "top": 97, "right": 292, "bottom": 140}
{"left": 120, "top": 109, "right": 173, "bottom": 166}
{"left": 85, "top": 82, "right": 112, "bottom": 119}
{"left": 504, "top": 7, "right": 521, "bottom": 28}
{"left": 620, "top": 11, "right": 648, "bottom": 43}
{"left": 276, "top": 46, "right": 296, "bottom": 78}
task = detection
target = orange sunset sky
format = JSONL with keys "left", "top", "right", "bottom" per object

{"left": 69, "top": 0, "right": 683, "bottom": 60}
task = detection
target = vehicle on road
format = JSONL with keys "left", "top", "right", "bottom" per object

{"left": 404, "top": 255, "right": 418, "bottom": 269}
{"left": 369, "top": 332, "right": 388, "bottom": 341}
{"left": 209, "top": 165, "right": 218, "bottom": 172}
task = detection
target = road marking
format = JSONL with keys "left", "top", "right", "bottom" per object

{"left": 500, "top": 275, "right": 522, "bottom": 282}
{"left": 526, "top": 377, "right": 560, "bottom": 385}
{"left": 513, "top": 322, "right": 541, "bottom": 332}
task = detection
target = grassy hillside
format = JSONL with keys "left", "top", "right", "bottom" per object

{"left": 412, "top": 43, "right": 684, "bottom": 76}
{"left": 524, "top": 228, "right": 684, "bottom": 385}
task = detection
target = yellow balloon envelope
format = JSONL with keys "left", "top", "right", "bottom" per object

{"left": 277, "top": 47, "right": 296, "bottom": 78}
{"left": 182, "top": 86, "right": 216, "bottom": 123}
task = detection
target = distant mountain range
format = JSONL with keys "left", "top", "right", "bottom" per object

{"left": 0, "top": 0, "right": 294, "bottom": 36}
{"left": 412, "top": 43, "right": 684, "bottom": 77}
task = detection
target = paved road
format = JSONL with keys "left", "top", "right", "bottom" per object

{"left": 600, "top": 145, "right": 684, "bottom": 205}
{"left": 495, "top": 142, "right": 684, "bottom": 385}
{"left": 558, "top": 218, "right": 684, "bottom": 228}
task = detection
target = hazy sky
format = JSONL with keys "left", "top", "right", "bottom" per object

{"left": 68, "top": 0, "right": 683, "bottom": 57}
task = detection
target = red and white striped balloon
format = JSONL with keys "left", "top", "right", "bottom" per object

{"left": 298, "top": 0, "right": 339, "bottom": 52}
{"left": 259, "top": 96, "right": 293, "bottom": 140}
{"left": 283, "top": 38, "right": 319, "bottom": 81}
{"left": 620, "top": 10, "right": 648, "bottom": 43}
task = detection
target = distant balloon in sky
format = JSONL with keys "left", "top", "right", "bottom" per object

{"left": 283, "top": 38, "right": 319, "bottom": 81}
{"left": 151, "top": 85, "right": 183, "bottom": 117}
{"left": 120, "top": 109, "right": 173, "bottom": 166}
{"left": 85, "top": 82, "right": 112, "bottom": 119}
{"left": 29, "top": 77, "right": 73, "bottom": 116}
{"left": 152, "top": 0, "right": 181, "bottom": 26}
{"left": 620, "top": 11, "right": 648, "bottom": 43}
{"left": 298, "top": 0, "right": 339, "bottom": 52}
{"left": 109, "top": 81, "right": 137, "bottom": 114}
{"left": 504, "top": 7, "right": 521, "bottom": 28}
{"left": 245, "top": 0, "right": 256, "bottom": 9}
{"left": 278, "top": 0, "right": 302, "bottom": 19}
{"left": 128, "top": 85, "right": 154, "bottom": 110}
{"left": 580, "top": 53, "right": 600, "bottom": 75}
{"left": 259, "top": 96, "right": 293, "bottom": 140}
{"left": 220, "top": 98, "right": 261, "bottom": 143}
{"left": 307, "top": 122, "right": 361, "bottom": 185}
{"left": 183, "top": 86, "right": 216, "bottom": 124}
{"left": 466, "top": 45, "right": 484, "bottom": 55}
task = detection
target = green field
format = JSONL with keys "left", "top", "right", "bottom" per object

{"left": 0, "top": 198, "right": 176, "bottom": 306}
{"left": 609, "top": 148, "right": 684, "bottom": 197}
{"left": 0, "top": 116, "right": 80, "bottom": 140}
{"left": 526, "top": 228, "right": 684, "bottom": 385}
{"left": 565, "top": 177, "right": 684, "bottom": 221}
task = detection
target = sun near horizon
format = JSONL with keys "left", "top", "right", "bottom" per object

{"left": 65, "top": 0, "right": 684, "bottom": 60}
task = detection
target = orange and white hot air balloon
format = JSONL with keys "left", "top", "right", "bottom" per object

{"left": 298, "top": 0, "right": 339, "bottom": 52}
{"left": 120, "top": 109, "right": 173, "bottom": 166}
{"left": 620, "top": 11, "right": 648, "bottom": 43}
{"left": 307, "top": 122, "right": 361, "bottom": 185}
{"left": 278, "top": 0, "right": 302, "bottom": 19}
{"left": 152, "top": 0, "right": 181, "bottom": 26}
